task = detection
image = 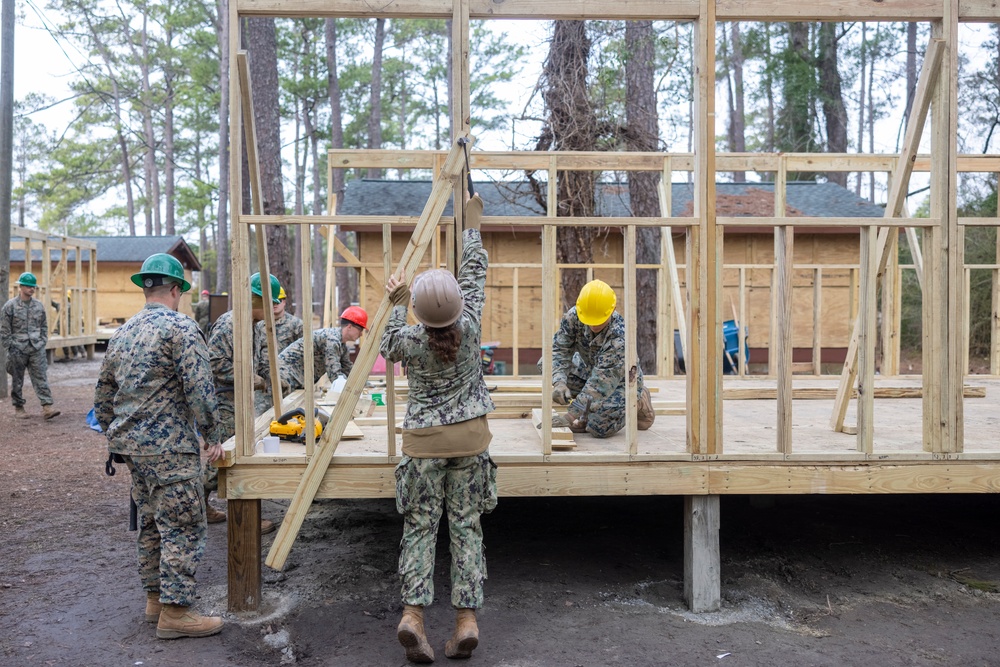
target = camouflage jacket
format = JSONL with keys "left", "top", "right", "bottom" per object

{"left": 382, "top": 229, "right": 494, "bottom": 429}
{"left": 209, "top": 310, "right": 269, "bottom": 390}
{"left": 552, "top": 308, "right": 645, "bottom": 411}
{"left": 94, "top": 302, "right": 220, "bottom": 455}
{"left": 1, "top": 296, "right": 48, "bottom": 353}
{"left": 257, "top": 312, "right": 304, "bottom": 356}
{"left": 279, "top": 327, "right": 353, "bottom": 390}
{"left": 192, "top": 300, "right": 211, "bottom": 334}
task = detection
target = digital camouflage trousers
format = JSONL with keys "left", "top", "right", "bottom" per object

{"left": 125, "top": 452, "right": 207, "bottom": 606}
{"left": 395, "top": 452, "right": 498, "bottom": 609}
{"left": 6, "top": 347, "right": 53, "bottom": 407}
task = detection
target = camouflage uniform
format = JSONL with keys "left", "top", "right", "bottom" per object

{"left": 251, "top": 313, "right": 303, "bottom": 415}
{"left": 192, "top": 299, "right": 211, "bottom": 335}
{"left": 1, "top": 295, "right": 54, "bottom": 408}
{"left": 205, "top": 310, "right": 268, "bottom": 491}
{"left": 278, "top": 327, "right": 353, "bottom": 391}
{"left": 550, "top": 308, "right": 647, "bottom": 438}
{"left": 382, "top": 229, "right": 497, "bottom": 609}
{"left": 94, "top": 302, "right": 220, "bottom": 606}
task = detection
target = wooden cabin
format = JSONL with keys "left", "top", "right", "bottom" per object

{"left": 339, "top": 179, "right": 884, "bottom": 374}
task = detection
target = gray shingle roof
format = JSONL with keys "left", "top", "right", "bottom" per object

{"left": 9, "top": 235, "right": 201, "bottom": 270}
{"left": 339, "top": 179, "right": 886, "bottom": 219}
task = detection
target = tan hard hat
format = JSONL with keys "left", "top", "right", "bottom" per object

{"left": 412, "top": 269, "right": 464, "bottom": 328}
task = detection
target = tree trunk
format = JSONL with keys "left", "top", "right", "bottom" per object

{"left": 310, "top": 104, "right": 324, "bottom": 319}
{"left": 818, "top": 23, "right": 848, "bottom": 186}
{"left": 164, "top": 70, "right": 176, "bottom": 234}
{"left": 856, "top": 23, "right": 867, "bottom": 196}
{"left": 764, "top": 24, "right": 776, "bottom": 153}
{"left": 778, "top": 22, "right": 815, "bottom": 157}
{"left": 366, "top": 18, "right": 385, "bottom": 179}
{"left": 246, "top": 17, "right": 293, "bottom": 309}
{"left": 216, "top": 0, "right": 231, "bottom": 292}
{"left": 543, "top": 21, "right": 598, "bottom": 312}
{"left": 140, "top": 15, "right": 161, "bottom": 235}
{"left": 325, "top": 18, "right": 357, "bottom": 315}
{"left": 625, "top": 20, "right": 661, "bottom": 374}
{"left": 729, "top": 22, "right": 747, "bottom": 182}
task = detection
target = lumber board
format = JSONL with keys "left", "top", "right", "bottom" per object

{"left": 224, "top": 461, "right": 1000, "bottom": 500}
{"left": 721, "top": 385, "right": 986, "bottom": 400}
{"left": 530, "top": 408, "right": 576, "bottom": 442}
{"left": 684, "top": 495, "right": 720, "bottom": 612}
{"left": 265, "top": 138, "right": 468, "bottom": 570}
{"left": 236, "top": 0, "right": 1000, "bottom": 22}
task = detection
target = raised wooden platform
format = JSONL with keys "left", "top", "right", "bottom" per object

{"left": 220, "top": 376, "right": 1000, "bottom": 501}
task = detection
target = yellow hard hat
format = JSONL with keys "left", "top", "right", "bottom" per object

{"left": 575, "top": 279, "right": 616, "bottom": 326}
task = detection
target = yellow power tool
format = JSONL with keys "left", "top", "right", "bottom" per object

{"left": 269, "top": 407, "right": 329, "bottom": 442}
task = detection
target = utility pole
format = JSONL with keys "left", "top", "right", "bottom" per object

{"left": 0, "top": 0, "right": 14, "bottom": 397}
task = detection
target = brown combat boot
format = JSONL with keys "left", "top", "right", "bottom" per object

{"left": 397, "top": 604, "right": 434, "bottom": 663}
{"left": 205, "top": 504, "right": 227, "bottom": 524}
{"left": 156, "top": 604, "right": 224, "bottom": 639}
{"left": 444, "top": 608, "right": 479, "bottom": 659}
{"left": 42, "top": 405, "right": 60, "bottom": 420}
{"left": 145, "top": 591, "right": 162, "bottom": 623}
{"left": 13, "top": 406, "right": 28, "bottom": 419}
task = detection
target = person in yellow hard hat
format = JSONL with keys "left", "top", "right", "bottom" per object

{"left": 545, "top": 279, "right": 654, "bottom": 438}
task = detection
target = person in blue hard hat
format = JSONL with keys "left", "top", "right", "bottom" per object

{"left": 1, "top": 272, "right": 59, "bottom": 419}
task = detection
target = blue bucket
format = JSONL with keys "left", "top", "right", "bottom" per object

{"left": 674, "top": 320, "right": 747, "bottom": 374}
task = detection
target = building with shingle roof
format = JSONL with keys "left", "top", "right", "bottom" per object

{"left": 10, "top": 234, "right": 201, "bottom": 327}
{"left": 339, "top": 180, "right": 885, "bottom": 373}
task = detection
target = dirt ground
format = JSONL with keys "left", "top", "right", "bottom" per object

{"left": 3, "top": 354, "right": 1000, "bottom": 667}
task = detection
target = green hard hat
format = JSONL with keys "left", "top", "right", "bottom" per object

{"left": 15, "top": 272, "right": 37, "bottom": 287}
{"left": 250, "top": 272, "right": 281, "bottom": 304}
{"left": 130, "top": 253, "right": 191, "bottom": 292}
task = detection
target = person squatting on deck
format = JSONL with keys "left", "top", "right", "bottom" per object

{"left": 547, "top": 279, "right": 655, "bottom": 437}
{"left": 278, "top": 306, "right": 368, "bottom": 391}
{"left": 1, "top": 272, "right": 60, "bottom": 420}
{"left": 93, "top": 253, "right": 224, "bottom": 640}
{"left": 253, "top": 286, "right": 305, "bottom": 414}
{"left": 202, "top": 272, "right": 279, "bottom": 533}
{"left": 381, "top": 194, "right": 497, "bottom": 663}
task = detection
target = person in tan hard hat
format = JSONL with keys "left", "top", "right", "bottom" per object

{"left": 381, "top": 192, "right": 496, "bottom": 663}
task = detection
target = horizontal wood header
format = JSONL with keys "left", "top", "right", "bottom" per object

{"left": 238, "top": 0, "right": 999, "bottom": 21}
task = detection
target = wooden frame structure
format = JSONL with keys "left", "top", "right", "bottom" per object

{"left": 8, "top": 228, "right": 99, "bottom": 358}
{"left": 222, "top": 0, "right": 1000, "bottom": 614}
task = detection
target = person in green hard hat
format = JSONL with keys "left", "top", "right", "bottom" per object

{"left": 202, "top": 271, "right": 279, "bottom": 533}
{"left": 94, "top": 252, "right": 224, "bottom": 639}
{"left": 1, "top": 272, "right": 60, "bottom": 419}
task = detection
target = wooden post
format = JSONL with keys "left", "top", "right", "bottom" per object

{"left": 881, "top": 231, "right": 901, "bottom": 376}
{"left": 992, "top": 218, "right": 1000, "bottom": 375}
{"left": 383, "top": 222, "right": 397, "bottom": 457}
{"left": 657, "top": 174, "right": 685, "bottom": 371}
{"left": 302, "top": 219, "right": 315, "bottom": 458}
{"left": 512, "top": 267, "right": 520, "bottom": 375}
{"left": 227, "top": 3, "right": 260, "bottom": 613}
{"left": 625, "top": 224, "right": 638, "bottom": 455}
{"left": 812, "top": 268, "right": 823, "bottom": 375}
{"left": 540, "top": 157, "right": 557, "bottom": 456}
{"left": 683, "top": 495, "right": 720, "bottom": 613}
{"left": 738, "top": 266, "right": 747, "bottom": 377}
{"left": 769, "top": 157, "right": 787, "bottom": 378}
{"left": 774, "top": 224, "right": 793, "bottom": 454}
{"left": 690, "top": 0, "right": 721, "bottom": 455}
{"left": 857, "top": 226, "right": 877, "bottom": 453}
{"left": 227, "top": 498, "right": 262, "bottom": 612}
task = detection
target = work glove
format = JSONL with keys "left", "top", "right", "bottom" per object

{"left": 464, "top": 194, "right": 484, "bottom": 232}
{"left": 252, "top": 375, "right": 265, "bottom": 390}
{"left": 388, "top": 283, "right": 411, "bottom": 306}
{"left": 551, "top": 381, "right": 572, "bottom": 405}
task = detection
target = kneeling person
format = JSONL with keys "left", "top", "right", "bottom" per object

{"left": 548, "top": 279, "right": 655, "bottom": 438}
